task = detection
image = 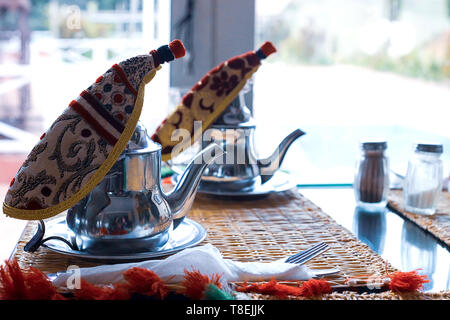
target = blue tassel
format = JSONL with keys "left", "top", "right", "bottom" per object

{"left": 157, "top": 45, "right": 175, "bottom": 64}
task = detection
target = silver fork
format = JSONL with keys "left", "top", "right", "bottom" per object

{"left": 285, "top": 242, "right": 329, "bottom": 264}
{"left": 285, "top": 242, "right": 340, "bottom": 278}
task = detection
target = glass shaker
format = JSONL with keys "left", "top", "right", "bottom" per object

{"left": 354, "top": 141, "right": 390, "bottom": 210}
{"left": 403, "top": 143, "right": 443, "bottom": 215}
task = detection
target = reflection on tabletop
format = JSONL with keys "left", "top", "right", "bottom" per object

{"left": 352, "top": 202, "right": 450, "bottom": 292}
{"left": 303, "top": 187, "right": 449, "bottom": 293}
{"left": 401, "top": 221, "right": 438, "bottom": 292}
{"left": 353, "top": 203, "right": 446, "bottom": 292}
{"left": 353, "top": 206, "right": 387, "bottom": 255}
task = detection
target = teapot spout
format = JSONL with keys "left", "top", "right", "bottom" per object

{"left": 257, "top": 128, "right": 305, "bottom": 184}
{"left": 162, "top": 143, "right": 224, "bottom": 228}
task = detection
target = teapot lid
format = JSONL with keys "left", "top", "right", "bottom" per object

{"left": 3, "top": 41, "right": 185, "bottom": 221}
{"left": 213, "top": 81, "right": 253, "bottom": 126}
{"left": 126, "top": 122, "right": 161, "bottom": 155}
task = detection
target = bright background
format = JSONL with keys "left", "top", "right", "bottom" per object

{"left": 1, "top": 0, "right": 449, "bottom": 187}
{"left": 0, "top": 0, "right": 449, "bottom": 258}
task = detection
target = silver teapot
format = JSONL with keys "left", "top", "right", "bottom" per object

{"left": 66, "top": 122, "right": 223, "bottom": 254}
{"left": 200, "top": 123, "right": 304, "bottom": 192}
{"left": 199, "top": 89, "right": 305, "bottom": 193}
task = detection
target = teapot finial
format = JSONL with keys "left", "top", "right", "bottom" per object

{"left": 213, "top": 79, "right": 253, "bottom": 126}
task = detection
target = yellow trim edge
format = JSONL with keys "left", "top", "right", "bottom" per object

{"left": 3, "top": 68, "right": 159, "bottom": 220}
{"left": 161, "top": 65, "right": 260, "bottom": 162}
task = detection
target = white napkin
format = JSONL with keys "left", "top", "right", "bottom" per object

{"left": 51, "top": 244, "right": 313, "bottom": 288}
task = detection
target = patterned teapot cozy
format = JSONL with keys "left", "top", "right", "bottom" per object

{"left": 3, "top": 40, "right": 186, "bottom": 220}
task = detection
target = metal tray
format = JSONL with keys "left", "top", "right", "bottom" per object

{"left": 173, "top": 171, "right": 297, "bottom": 199}
{"left": 41, "top": 217, "right": 207, "bottom": 262}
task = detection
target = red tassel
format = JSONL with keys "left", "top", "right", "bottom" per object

{"left": 236, "top": 279, "right": 303, "bottom": 299}
{"left": 168, "top": 39, "right": 186, "bottom": 59}
{"left": 74, "top": 267, "right": 170, "bottom": 300}
{"left": 0, "top": 259, "right": 65, "bottom": 300}
{"left": 181, "top": 269, "right": 222, "bottom": 300}
{"left": 236, "top": 278, "right": 332, "bottom": 299}
{"left": 387, "top": 270, "right": 429, "bottom": 293}
{"left": 74, "top": 280, "right": 117, "bottom": 300}
{"left": 260, "top": 41, "right": 277, "bottom": 57}
{"left": 121, "top": 267, "right": 170, "bottom": 299}
{"left": 0, "top": 259, "right": 26, "bottom": 299}
{"left": 298, "top": 278, "right": 332, "bottom": 297}
{"left": 73, "top": 281, "right": 132, "bottom": 300}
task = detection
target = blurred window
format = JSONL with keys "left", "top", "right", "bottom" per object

{"left": 0, "top": 0, "right": 170, "bottom": 144}
{"left": 1, "top": 0, "right": 449, "bottom": 186}
{"left": 254, "top": 0, "right": 450, "bottom": 185}
{"left": 0, "top": 0, "right": 171, "bottom": 184}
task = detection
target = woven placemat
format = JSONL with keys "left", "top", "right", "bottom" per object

{"left": 11, "top": 189, "right": 448, "bottom": 300}
{"left": 388, "top": 190, "right": 450, "bottom": 248}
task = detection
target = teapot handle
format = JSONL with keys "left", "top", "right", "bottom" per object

{"left": 24, "top": 220, "right": 79, "bottom": 253}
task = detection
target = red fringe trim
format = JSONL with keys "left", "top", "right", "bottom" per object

{"left": 236, "top": 278, "right": 332, "bottom": 299}
{"left": 74, "top": 279, "right": 120, "bottom": 300}
{"left": 345, "top": 269, "right": 430, "bottom": 293}
{"left": 180, "top": 269, "right": 222, "bottom": 300}
{"left": 122, "top": 267, "right": 170, "bottom": 299}
{"left": 236, "top": 279, "right": 302, "bottom": 299}
{"left": 0, "top": 259, "right": 431, "bottom": 300}
{"left": 0, "top": 260, "right": 171, "bottom": 300}
{"left": 387, "top": 270, "right": 429, "bottom": 293}
{"left": 0, "top": 259, "right": 65, "bottom": 300}
{"left": 299, "top": 278, "right": 332, "bottom": 297}
{"left": 74, "top": 267, "right": 171, "bottom": 300}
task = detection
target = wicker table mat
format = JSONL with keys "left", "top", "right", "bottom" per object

{"left": 11, "top": 189, "right": 449, "bottom": 300}
{"left": 388, "top": 190, "right": 450, "bottom": 248}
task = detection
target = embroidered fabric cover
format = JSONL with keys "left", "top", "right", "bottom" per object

{"left": 151, "top": 41, "right": 276, "bottom": 161}
{"left": 3, "top": 40, "right": 186, "bottom": 220}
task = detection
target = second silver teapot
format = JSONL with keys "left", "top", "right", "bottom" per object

{"left": 200, "top": 123, "right": 304, "bottom": 192}
{"left": 199, "top": 92, "right": 305, "bottom": 193}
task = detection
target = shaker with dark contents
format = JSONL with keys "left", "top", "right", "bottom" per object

{"left": 354, "top": 141, "right": 390, "bottom": 209}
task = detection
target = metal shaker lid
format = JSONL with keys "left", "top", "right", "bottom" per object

{"left": 361, "top": 141, "right": 387, "bottom": 151}
{"left": 415, "top": 143, "right": 443, "bottom": 154}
